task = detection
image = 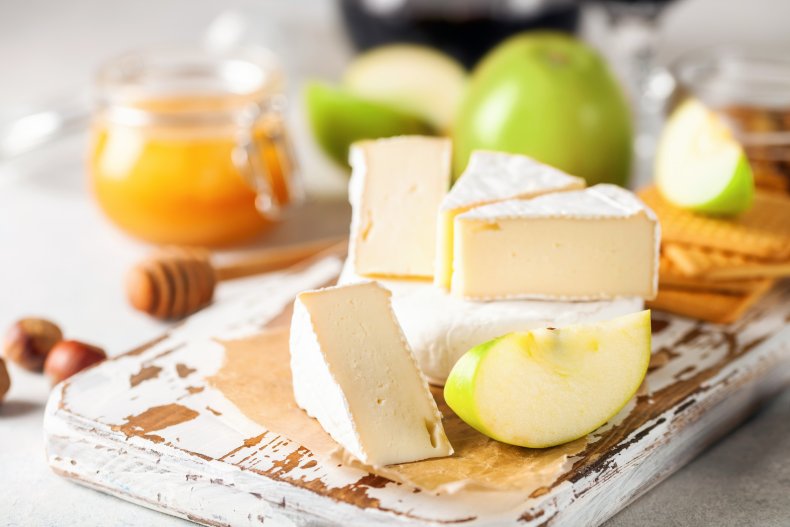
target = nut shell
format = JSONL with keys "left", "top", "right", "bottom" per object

{"left": 3, "top": 318, "right": 63, "bottom": 372}
{"left": 0, "top": 358, "right": 9, "bottom": 403}
{"left": 44, "top": 340, "right": 106, "bottom": 385}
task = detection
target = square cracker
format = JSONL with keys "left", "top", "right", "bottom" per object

{"left": 639, "top": 187, "right": 790, "bottom": 261}
{"left": 663, "top": 243, "right": 790, "bottom": 281}
{"left": 648, "top": 278, "right": 774, "bottom": 324}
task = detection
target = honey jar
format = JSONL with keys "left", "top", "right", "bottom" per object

{"left": 90, "top": 46, "right": 302, "bottom": 246}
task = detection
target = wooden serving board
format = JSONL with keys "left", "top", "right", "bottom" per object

{"left": 44, "top": 249, "right": 790, "bottom": 527}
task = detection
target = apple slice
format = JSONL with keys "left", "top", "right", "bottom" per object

{"left": 343, "top": 45, "right": 467, "bottom": 133}
{"left": 655, "top": 98, "right": 754, "bottom": 215}
{"left": 304, "top": 82, "right": 434, "bottom": 167}
{"left": 444, "top": 310, "right": 651, "bottom": 448}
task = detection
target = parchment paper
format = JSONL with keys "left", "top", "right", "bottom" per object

{"left": 210, "top": 328, "right": 586, "bottom": 495}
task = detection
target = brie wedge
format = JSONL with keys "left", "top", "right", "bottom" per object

{"left": 435, "top": 151, "right": 584, "bottom": 289}
{"left": 452, "top": 184, "right": 660, "bottom": 301}
{"left": 290, "top": 281, "right": 453, "bottom": 466}
{"left": 339, "top": 262, "right": 644, "bottom": 385}
{"left": 349, "top": 136, "right": 451, "bottom": 278}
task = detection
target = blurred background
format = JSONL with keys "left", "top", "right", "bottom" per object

{"left": 1, "top": 0, "right": 790, "bottom": 525}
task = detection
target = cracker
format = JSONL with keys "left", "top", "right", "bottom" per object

{"left": 658, "top": 254, "right": 766, "bottom": 294}
{"left": 663, "top": 243, "right": 790, "bottom": 281}
{"left": 663, "top": 243, "right": 755, "bottom": 277}
{"left": 751, "top": 161, "right": 790, "bottom": 193}
{"left": 648, "top": 279, "right": 774, "bottom": 324}
{"left": 639, "top": 187, "right": 790, "bottom": 261}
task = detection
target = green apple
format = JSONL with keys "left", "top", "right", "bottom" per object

{"left": 304, "top": 82, "right": 434, "bottom": 166}
{"left": 343, "top": 44, "right": 467, "bottom": 132}
{"left": 444, "top": 310, "right": 651, "bottom": 448}
{"left": 655, "top": 98, "right": 754, "bottom": 215}
{"left": 453, "top": 32, "right": 632, "bottom": 185}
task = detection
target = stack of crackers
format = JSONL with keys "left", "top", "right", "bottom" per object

{"left": 639, "top": 187, "right": 790, "bottom": 324}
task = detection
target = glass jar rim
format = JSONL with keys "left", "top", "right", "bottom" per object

{"left": 95, "top": 44, "right": 285, "bottom": 126}
{"left": 671, "top": 45, "right": 790, "bottom": 109}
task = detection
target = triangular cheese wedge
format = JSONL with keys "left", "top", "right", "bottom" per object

{"left": 452, "top": 184, "right": 660, "bottom": 300}
{"left": 435, "top": 151, "right": 584, "bottom": 289}
{"left": 349, "top": 136, "right": 451, "bottom": 278}
{"left": 290, "top": 282, "right": 453, "bottom": 466}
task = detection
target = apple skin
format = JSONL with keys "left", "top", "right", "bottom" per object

{"left": 691, "top": 154, "right": 754, "bottom": 215}
{"left": 304, "top": 82, "right": 434, "bottom": 167}
{"left": 444, "top": 310, "right": 651, "bottom": 448}
{"left": 441, "top": 337, "right": 500, "bottom": 437}
{"left": 453, "top": 32, "right": 632, "bottom": 185}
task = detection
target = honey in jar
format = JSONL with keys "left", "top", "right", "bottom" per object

{"left": 90, "top": 47, "right": 301, "bottom": 246}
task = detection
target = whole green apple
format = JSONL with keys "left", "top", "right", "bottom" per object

{"left": 453, "top": 32, "right": 633, "bottom": 185}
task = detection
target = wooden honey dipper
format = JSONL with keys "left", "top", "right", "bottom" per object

{"left": 126, "top": 237, "right": 344, "bottom": 320}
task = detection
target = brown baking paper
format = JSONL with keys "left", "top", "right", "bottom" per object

{"left": 210, "top": 328, "right": 586, "bottom": 495}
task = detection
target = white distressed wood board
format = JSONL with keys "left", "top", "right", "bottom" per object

{"left": 43, "top": 250, "right": 790, "bottom": 527}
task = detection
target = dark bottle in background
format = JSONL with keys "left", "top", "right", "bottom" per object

{"left": 338, "top": 0, "right": 581, "bottom": 68}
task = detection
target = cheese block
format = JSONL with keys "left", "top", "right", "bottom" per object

{"left": 452, "top": 184, "right": 660, "bottom": 301}
{"left": 349, "top": 136, "right": 451, "bottom": 278}
{"left": 339, "top": 261, "right": 644, "bottom": 385}
{"left": 435, "top": 151, "right": 585, "bottom": 289}
{"left": 289, "top": 281, "right": 453, "bottom": 466}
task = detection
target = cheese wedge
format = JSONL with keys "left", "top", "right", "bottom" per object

{"left": 289, "top": 281, "right": 453, "bottom": 466}
{"left": 349, "top": 136, "right": 451, "bottom": 278}
{"left": 435, "top": 151, "right": 584, "bottom": 289}
{"left": 452, "top": 184, "right": 660, "bottom": 301}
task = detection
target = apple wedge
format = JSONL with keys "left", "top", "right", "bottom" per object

{"left": 303, "top": 82, "right": 433, "bottom": 166}
{"left": 343, "top": 44, "right": 467, "bottom": 133}
{"left": 655, "top": 98, "right": 754, "bottom": 215}
{"left": 444, "top": 310, "right": 652, "bottom": 448}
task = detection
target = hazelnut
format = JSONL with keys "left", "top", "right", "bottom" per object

{"left": 0, "top": 358, "right": 9, "bottom": 403}
{"left": 44, "top": 340, "right": 106, "bottom": 385}
{"left": 4, "top": 318, "right": 63, "bottom": 372}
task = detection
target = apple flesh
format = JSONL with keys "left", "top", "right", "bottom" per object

{"left": 304, "top": 82, "right": 434, "bottom": 166}
{"left": 656, "top": 98, "right": 754, "bottom": 215}
{"left": 444, "top": 310, "right": 652, "bottom": 448}
{"left": 343, "top": 44, "right": 467, "bottom": 133}
{"left": 453, "top": 32, "right": 632, "bottom": 185}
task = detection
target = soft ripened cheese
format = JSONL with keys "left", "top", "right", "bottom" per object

{"left": 339, "top": 261, "right": 644, "bottom": 385}
{"left": 289, "top": 281, "right": 453, "bottom": 466}
{"left": 435, "top": 151, "right": 584, "bottom": 289}
{"left": 452, "top": 184, "right": 660, "bottom": 301}
{"left": 349, "top": 136, "right": 451, "bottom": 278}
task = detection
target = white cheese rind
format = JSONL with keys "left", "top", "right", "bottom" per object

{"left": 435, "top": 151, "right": 584, "bottom": 289}
{"left": 339, "top": 262, "right": 644, "bottom": 385}
{"left": 289, "top": 282, "right": 453, "bottom": 466}
{"left": 291, "top": 299, "right": 362, "bottom": 457}
{"left": 452, "top": 184, "right": 661, "bottom": 301}
{"left": 442, "top": 151, "right": 586, "bottom": 211}
{"left": 460, "top": 184, "right": 657, "bottom": 221}
{"left": 348, "top": 136, "right": 451, "bottom": 278}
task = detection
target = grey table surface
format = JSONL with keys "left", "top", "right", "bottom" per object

{"left": 0, "top": 0, "right": 788, "bottom": 525}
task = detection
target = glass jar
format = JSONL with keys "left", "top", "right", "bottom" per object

{"left": 671, "top": 47, "right": 790, "bottom": 194}
{"left": 90, "top": 46, "right": 302, "bottom": 246}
